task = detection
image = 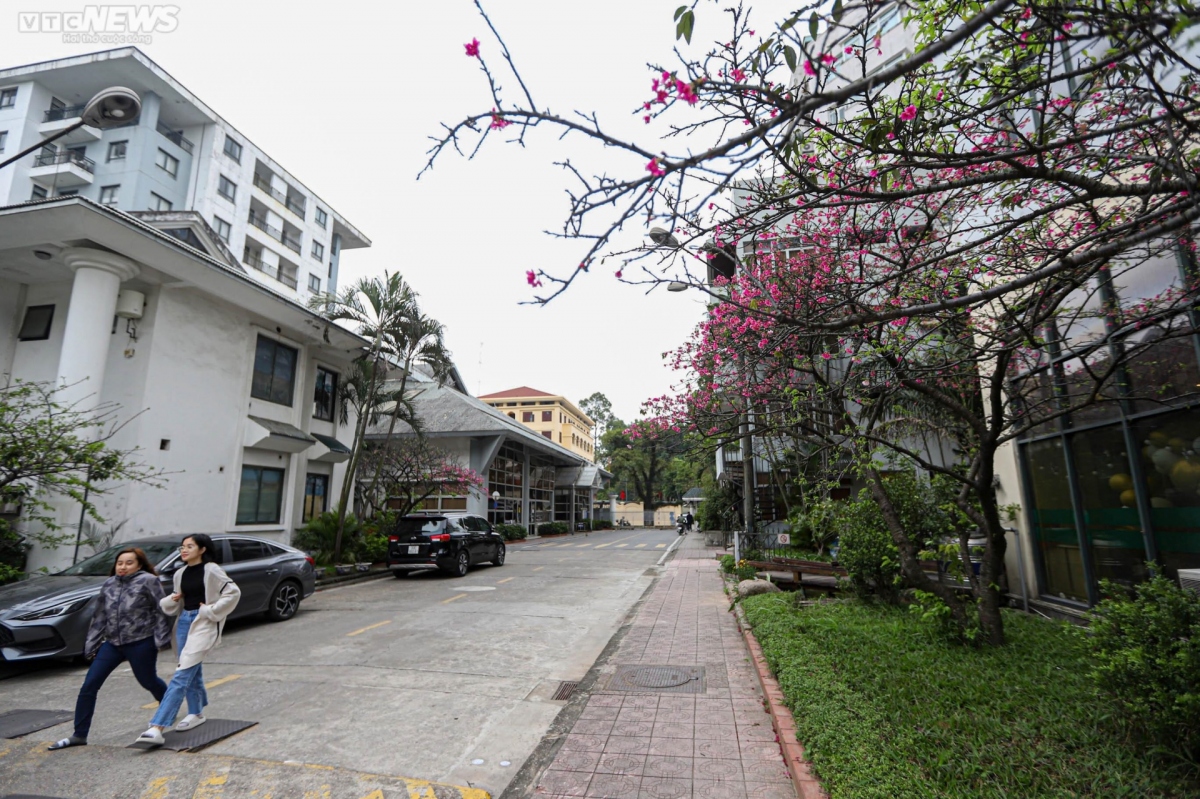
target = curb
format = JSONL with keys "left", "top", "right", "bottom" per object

{"left": 314, "top": 568, "right": 393, "bottom": 591}
{"left": 731, "top": 591, "right": 829, "bottom": 799}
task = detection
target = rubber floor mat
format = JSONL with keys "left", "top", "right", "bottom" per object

{"left": 0, "top": 709, "right": 73, "bottom": 739}
{"left": 127, "top": 718, "right": 257, "bottom": 752}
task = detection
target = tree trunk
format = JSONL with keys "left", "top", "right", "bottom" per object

{"left": 333, "top": 343, "right": 383, "bottom": 563}
{"left": 367, "top": 359, "right": 411, "bottom": 513}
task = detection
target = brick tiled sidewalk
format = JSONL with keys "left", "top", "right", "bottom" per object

{"left": 533, "top": 534, "right": 796, "bottom": 799}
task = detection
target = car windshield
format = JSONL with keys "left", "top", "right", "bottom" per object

{"left": 396, "top": 518, "right": 447, "bottom": 534}
{"left": 56, "top": 542, "right": 178, "bottom": 576}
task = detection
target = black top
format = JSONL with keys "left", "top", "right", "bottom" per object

{"left": 181, "top": 564, "right": 205, "bottom": 611}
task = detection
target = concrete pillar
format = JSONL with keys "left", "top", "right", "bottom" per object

{"left": 56, "top": 247, "right": 140, "bottom": 411}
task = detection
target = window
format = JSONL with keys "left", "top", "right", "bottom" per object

{"left": 236, "top": 466, "right": 285, "bottom": 525}
{"left": 311, "top": 241, "right": 324, "bottom": 262}
{"left": 155, "top": 148, "right": 179, "bottom": 178}
{"left": 542, "top": 431, "right": 553, "bottom": 439}
{"left": 17, "top": 305, "right": 54, "bottom": 341}
{"left": 223, "top": 135, "right": 242, "bottom": 163}
{"left": 107, "top": 140, "right": 127, "bottom": 161}
{"left": 213, "top": 215, "right": 231, "bottom": 242}
{"left": 30, "top": 185, "right": 47, "bottom": 201}
{"left": 522, "top": 411, "right": 535, "bottom": 422}
{"left": 313, "top": 366, "right": 337, "bottom": 421}
{"left": 542, "top": 410, "right": 553, "bottom": 422}
{"left": 250, "top": 334, "right": 298, "bottom": 406}
{"left": 308, "top": 274, "right": 321, "bottom": 293}
{"left": 99, "top": 185, "right": 119, "bottom": 206}
{"left": 228, "top": 538, "right": 269, "bottom": 562}
{"left": 0, "top": 88, "right": 16, "bottom": 109}
{"left": 315, "top": 207, "right": 328, "bottom": 228}
{"left": 303, "top": 474, "right": 329, "bottom": 522}
{"left": 150, "top": 192, "right": 173, "bottom": 211}
{"left": 218, "top": 175, "right": 237, "bottom": 202}
{"left": 0, "top": 131, "right": 7, "bottom": 153}
{"left": 56, "top": 189, "right": 78, "bottom": 197}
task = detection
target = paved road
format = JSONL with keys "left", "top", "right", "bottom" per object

{"left": 0, "top": 527, "right": 682, "bottom": 798}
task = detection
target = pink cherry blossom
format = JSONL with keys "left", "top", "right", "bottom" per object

{"left": 900, "top": 105, "right": 917, "bottom": 121}
{"left": 647, "top": 158, "right": 665, "bottom": 177}
{"left": 464, "top": 38, "right": 480, "bottom": 57}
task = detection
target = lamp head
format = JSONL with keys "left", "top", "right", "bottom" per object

{"left": 666, "top": 281, "right": 689, "bottom": 292}
{"left": 648, "top": 227, "right": 681, "bottom": 248}
{"left": 81, "top": 87, "right": 141, "bottom": 129}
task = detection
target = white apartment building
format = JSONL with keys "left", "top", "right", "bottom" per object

{"left": 0, "top": 48, "right": 369, "bottom": 302}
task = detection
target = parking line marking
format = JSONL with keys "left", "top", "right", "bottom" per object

{"left": 497, "top": 577, "right": 515, "bottom": 584}
{"left": 442, "top": 593, "right": 468, "bottom": 604}
{"left": 576, "top": 543, "right": 592, "bottom": 548}
{"left": 532, "top": 566, "right": 544, "bottom": 571}
{"left": 656, "top": 543, "right": 667, "bottom": 549}
{"left": 635, "top": 543, "right": 647, "bottom": 548}
{"left": 139, "top": 776, "right": 173, "bottom": 799}
{"left": 615, "top": 544, "right": 628, "bottom": 548}
{"left": 346, "top": 620, "right": 392, "bottom": 637}
{"left": 142, "top": 674, "right": 243, "bottom": 708}
{"left": 594, "top": 534, "right": 638, "bottom": 549}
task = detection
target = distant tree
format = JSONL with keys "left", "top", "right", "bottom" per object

{"left": 604, "top": 419, "right": 688, "bottom": 509}
{"left": 579, "top": 392, "right": 617, "bottom": 462}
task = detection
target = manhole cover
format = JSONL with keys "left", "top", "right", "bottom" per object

{"left": 606, "top": 666, "right": 705, "bottom": 693}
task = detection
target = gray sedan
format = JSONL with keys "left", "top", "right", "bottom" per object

{"left": 0, "top": 533, "right": 316, "bottom": 662}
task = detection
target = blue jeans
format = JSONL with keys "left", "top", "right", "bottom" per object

{"left": 74, "top": 636, "right": 166, "bottom": 739}
{"left": 150, "top": 609, "right": 208, "bottom": 727}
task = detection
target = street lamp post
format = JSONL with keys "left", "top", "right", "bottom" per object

{"left": 650, "top": 228, "right": 754, "bottom": 557}
{"left": 0, "top": 87, "right": 142, "bottom": 172}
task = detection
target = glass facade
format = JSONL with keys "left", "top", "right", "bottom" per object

{"left": 487, "top": 441, "right": 524, "bottom": 526}
{"left": 529, "top": 454, "right": 555, "bottom": 524}
{"left": 1018, "top": 242, "right": 1200, "bottom": 604}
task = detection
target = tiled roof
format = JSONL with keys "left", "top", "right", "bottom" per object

{"left": 478, "top": 386, "right": 554, "bottom": 400}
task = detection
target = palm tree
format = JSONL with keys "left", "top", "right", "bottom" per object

{"left": 310, "top": 272, "right": 417, "bottom": 563}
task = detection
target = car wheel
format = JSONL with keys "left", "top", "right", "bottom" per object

{"left": 266, "top": 580, "right": 301, "bottom": 622}
{"left": 392, "top": 569, "right": 407, "bottom": 579}
{"left": 492, "top": 543, "right": 506, "bottom": 567}
{"left": 445, "top": 550, "right": 469, "bottom": 578}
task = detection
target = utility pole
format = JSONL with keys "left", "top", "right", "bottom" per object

{"left": 736, "top": 352, "right": 755, "bottom": 563}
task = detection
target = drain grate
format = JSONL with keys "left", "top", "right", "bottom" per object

{"left": 606, "top": 665, "right": 705, "bottom": 694}
{"left": 552, "top": 681, "right": 580, "bottom": 701}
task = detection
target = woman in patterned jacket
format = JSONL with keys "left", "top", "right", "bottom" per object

{"left": 48, "top": 547, "right": 173, "bottom": 750}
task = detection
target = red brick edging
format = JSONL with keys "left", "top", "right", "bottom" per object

{"left": 734, "top": 600, "right": 830, "bottom": 799}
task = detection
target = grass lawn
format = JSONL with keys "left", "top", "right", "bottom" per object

{"left": 741, "top": 595, "right": 1198, "bottom": 799}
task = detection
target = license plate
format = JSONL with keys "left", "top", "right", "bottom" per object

{"left": 408, "top": 546, "right": 419, "bottom": 554}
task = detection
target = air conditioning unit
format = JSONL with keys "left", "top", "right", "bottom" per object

{"left": 1179, "top": 568, "right": 1200, "bottom": 597}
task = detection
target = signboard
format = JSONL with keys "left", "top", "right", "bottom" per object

{"left": 777, "top": 533, "right": 791, "bottom": 545}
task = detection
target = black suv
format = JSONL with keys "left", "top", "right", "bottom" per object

{"left": 386, "top": 513, "right": 506, "bottom": 578}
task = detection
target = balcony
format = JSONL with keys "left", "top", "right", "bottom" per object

{"left": 37, "top": 105, "right": 100, "bottom": 144}
{"left": 248, "top": 210, "right": 283, "bottom": 242}
{"left": 243, "top": 248, "right": 299, "bottom": 290}
{"left": 252, "top": 172, "right": 307, "bottom": 221}
{"left": 281, "top": 231, "right": 302, "bottom": 254}
{"left": 29, "top": 149, "right": 95, "bottom": 188}
{"left": 155, "top": 120, "right": 194, "bottom": 154}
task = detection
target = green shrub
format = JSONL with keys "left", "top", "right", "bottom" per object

{"left": 835, "top": 495, "right": 900, "bottom": 601}
{"left": 538, "top": 521, "right": 569, "bottom": 535}
{"left": 590, "top": 519, "right": 613, "bottom": 530}
{"left": 1082, "top": 573, "right": 1200, "bottom": 761}
{"left": 719, "top": 554, "right": 736, "bottom": 573}
{"left": 293, "top": 507, "right": 361, "bottom": 564}
{"left": 495, "top": 523, "right": 527, "bottom": 541}
{"left": 734, "top": 563, "right": 758, "bottom": 581}
{"left": 355, "top": 533, "right": 388, "bottom": 564}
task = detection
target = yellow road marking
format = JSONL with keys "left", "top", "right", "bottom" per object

{"left": 442, "top": 593, "right": 468, "bottom": 604}
{"left": 576, "top": 543, "right": 592, "bottom": 548}
{"left": 635, "top": 543, "right": 647, "bottom": 548}
{"left": 497, "top": 577, "right": 514, "bottom": 584}
{"left": 532, "top": 566, "right": 544, "bottom": 571}
{"left": 360, "top": 791, "right": 385, "bottom": 799}
{"left": 656, "top": 543, "right": 667, "bottom": 549}
{"left": 346, "top": 620, "right": 392, "bottom": 637}
{"left": 143, "top": 674, "right": 242, "bottom": 708}
{"left": 140, "top": 776, "right": 173, "bottom": 799}
{"left": 302, "top": 788, "right": 331, "bottom": 799}
{"left": 192, "top": 767, "right": 229, "bottom": 798}
{"left": 615, "top": 544, "right": 628, "bottom": 548}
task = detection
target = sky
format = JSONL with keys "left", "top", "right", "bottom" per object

{"left": 2, "top": 0, "right": 791, "bottom": 422}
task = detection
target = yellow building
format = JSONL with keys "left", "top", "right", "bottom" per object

{"left": 478, "top": 386, "right": 595, "bottom": 461}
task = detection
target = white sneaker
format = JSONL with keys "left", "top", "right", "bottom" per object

{"left": 135, "top": 727, "right": 165, "bottom": 746}
{"left": 176, "top": 714, "right": 206, "bottom": 731}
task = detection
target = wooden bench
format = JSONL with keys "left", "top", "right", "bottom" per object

{"left": 744, "top": 558, "right": 849, "bottom": 594}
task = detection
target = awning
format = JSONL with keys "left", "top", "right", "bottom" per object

{"left": 244, "top": 415, "right": 317, "bottom": 454}
{"left": 555, "top": 465, "right": 606, "bottom": 489}
{"left": 310, "top": 432, "right": 352, "bottom": 463}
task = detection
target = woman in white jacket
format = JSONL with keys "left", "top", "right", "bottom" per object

{"left": 136, "top": 534, "right": 240, "bottom": 746}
